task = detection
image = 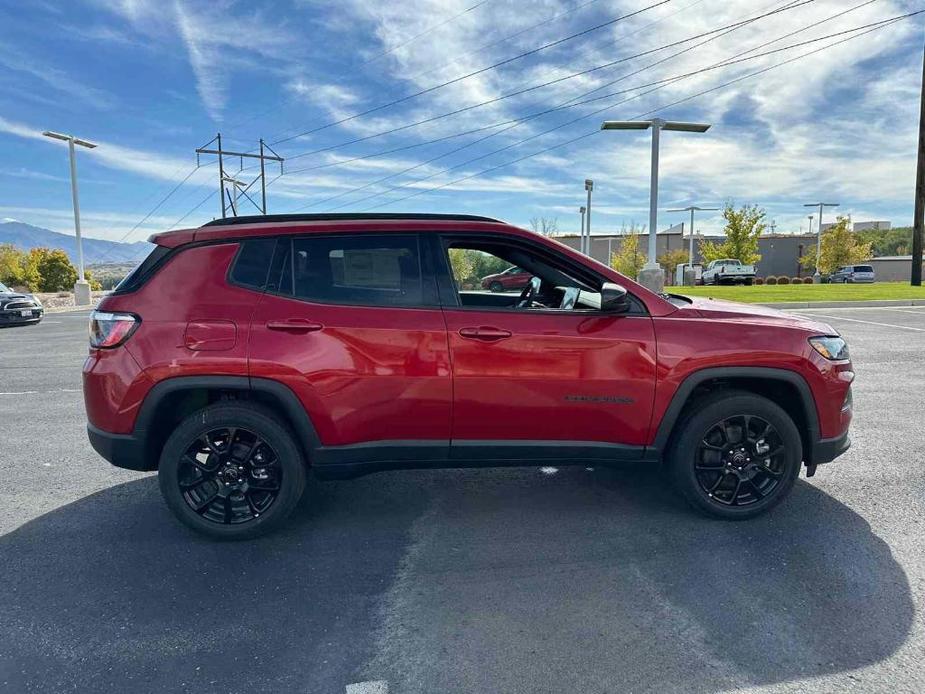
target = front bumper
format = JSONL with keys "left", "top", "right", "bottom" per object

{"left": 0, "top": 307, "right": 43, "bottom": 325}
{"left": 811, "top": 431, "right": 850, "bottom": 466}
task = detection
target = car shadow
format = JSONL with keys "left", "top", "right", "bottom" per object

{"left": 0, "top": 465, "right": 913, "bottom": 693}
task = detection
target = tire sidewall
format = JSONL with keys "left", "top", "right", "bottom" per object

{"left": 158, "top": 404, "right": 306, "bottom": 540}
{"left": 668, "top": 393, "right": 802, "bottom": 520}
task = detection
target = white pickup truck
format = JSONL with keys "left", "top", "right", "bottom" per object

{"left": 701, "top": 259, "right": 756, "bottom": 286}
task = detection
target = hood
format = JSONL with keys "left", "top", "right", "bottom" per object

{"left": 680, "top": 296, "right": 837, "bottom": 335}
{"left": 0, "top": 292, "right": 39, "bottom": 305}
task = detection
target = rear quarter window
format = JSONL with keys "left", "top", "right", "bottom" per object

{"left": 229, "top": 238, "right": 276, "bottom": 290}
{"left": 113, "top": 245, "right": 171, "bottom": 293}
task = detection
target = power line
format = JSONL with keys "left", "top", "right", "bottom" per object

{"left": 368, "top": 11, "right": 920, "bottom": 211}
{"left": 408, "top": 0, "right": 611, "bottom": 83}
{"left": 285, "top": 0, "right": 816, "bottom": 211}
{"left": 360, "top": 0, "right": 494, "bottom": 67}
{"left": 167, "top": 189, "right": 216, "bottom": 230}
{"left": 267, "top": 0, "right": 673, "bottom": 146}
{"left": 281, "top": 0, "right": 815, "bottom": 180}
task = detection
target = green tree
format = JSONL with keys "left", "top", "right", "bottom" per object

{"left": 800, "top": 216, "right": 873, "bottom": 275}
{"left": 700, "top": 203, "right": 765, "bottom": 265}
{"left": 0, "top": 244, "right": 41, "bottom": 290}
{"left": 610, "top": 233, "right": 646, "bottom": 279}
{"left": 448, "top": 248, "right": 476, "bottom": 285}
{"left": 658, "top": 248, "right": 690, "bottom": 283}
{"left": 30, "top": 248, "right": 78, "bottom": 292}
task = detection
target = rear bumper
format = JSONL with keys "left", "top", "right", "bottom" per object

{"left": 812, "top": 431, "right": 850, "bottom": 465}
{"left": 87, "top": 423, "right": 153, "bottom": 471}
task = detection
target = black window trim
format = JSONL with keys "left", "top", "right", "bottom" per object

{"left": 431, "top": 232, "right": 649, "bottom": 317}
{"left": 238, "top": 232, "right": 442, "bottom": 310}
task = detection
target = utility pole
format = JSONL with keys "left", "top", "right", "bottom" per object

{"left": 196, "top": 133, "right": 284, "bottom": 218}
{"left": 912, "top": 34, "right": 925, "bottom": 285}
{"left": 42, "top": 130, "right": 97, "bottom": 306}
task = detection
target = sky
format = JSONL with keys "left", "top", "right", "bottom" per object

{"left": 0, "top": 0, "right": 923, "bottom": 244}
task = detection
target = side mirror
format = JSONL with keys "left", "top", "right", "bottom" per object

{"left": 600, "top": 282, "right": 630, "bottom": 313}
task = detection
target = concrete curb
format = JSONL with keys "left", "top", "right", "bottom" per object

{"left": 758, "top": 299, "right": 925, "bottom": 309}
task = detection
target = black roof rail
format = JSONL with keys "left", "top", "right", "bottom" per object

{"left": 200, "top": 213, "right": 503, "bottom": 227}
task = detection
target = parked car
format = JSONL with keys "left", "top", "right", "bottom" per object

{"left": 830, "top": 265, "right": 875, "bottom": 283}
{"left": 0, "top": 281, "right": 43, "bottom": 327}
{"left": 83, "top": 213, "right": 853, "bottom": 539}
{"left": 480, "top": 265, "right": 532, "bottom": 292}
{"left": 701, "top": 259, "right": 756, "bottom": 285}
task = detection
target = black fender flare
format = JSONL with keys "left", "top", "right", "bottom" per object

{"left": 649, "top": 366, "right": 821, "bottom": 458}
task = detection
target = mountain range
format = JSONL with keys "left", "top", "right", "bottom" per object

{"left": 0, "top": 220, "right": 152, "bottom": 264}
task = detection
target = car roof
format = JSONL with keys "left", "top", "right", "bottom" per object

{"left": 149, "top": 213, "right": 510, "bottom": 247}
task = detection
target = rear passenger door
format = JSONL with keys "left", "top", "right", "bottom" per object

{"left": 246, "top": 233, "right": 452, "bottom": 465}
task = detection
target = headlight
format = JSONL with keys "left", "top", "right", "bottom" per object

{"left": 809, "top": 336, "right": 849, "bottom": 361}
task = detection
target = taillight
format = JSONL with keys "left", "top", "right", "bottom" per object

{"left": 89, "top": 311, "right": 140, "bottom": 348}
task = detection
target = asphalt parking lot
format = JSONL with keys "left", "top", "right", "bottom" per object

{"left": 0, "top": 306, "right": 923, "bottom": 694}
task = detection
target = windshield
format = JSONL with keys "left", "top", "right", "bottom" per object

{"left": 0, "top": 281, "right": 10, "bottom": 293}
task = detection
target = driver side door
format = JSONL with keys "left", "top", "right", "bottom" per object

{"left": 434, "top": 233, "right": 657, "bottom": 462}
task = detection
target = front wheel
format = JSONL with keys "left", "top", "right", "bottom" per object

{"left": 158, "top": 403, "right": 306, "bottom": 539}
{"left": 666, "top": 391, "right": 802, "bottom": 520}
{"left": 489, "top": 281, "right": 504, "bottom": 293}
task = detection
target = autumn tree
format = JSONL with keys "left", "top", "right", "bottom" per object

{"left": 610, "top": 233, "right": 647, "bottom": 279}
{"left": 658, "top": 248, "right": 690, "bottom": 283}
{"left": 29, "top": 248, "right": 78, "bottom": 292}
{"left": 0, "top": 244, "right": 41, "bottom": 290}
{"left": 800, "top": 216, "right": 873, "bottom": 276}
{"left": 700, "top": 203, "right": 765, "bottom": 265}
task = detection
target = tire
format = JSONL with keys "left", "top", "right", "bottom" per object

{"left": 666, "top": 390, "right": 802, "bottom": 520}
{"left": 158, "top": 403, "right": 307, "bottom": 540}
{"left": 489, "top": 281, "right": 504, "bottom": 293}
{"left": 744, "top": 279, "right": 754, "bottom": 286}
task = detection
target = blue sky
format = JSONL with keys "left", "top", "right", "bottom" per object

{"left": 0, "top": 0, "right": 923, "bottom": 243}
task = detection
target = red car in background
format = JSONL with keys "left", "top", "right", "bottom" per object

{"left": 480, "top": 266, "right": 532, "bottom": 292}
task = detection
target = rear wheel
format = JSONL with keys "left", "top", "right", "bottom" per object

{"left": 666, "top": 391, "right": 802, "bottom": 519}
{"left": 158, "top": 403, "right": 306, "bottom": 539}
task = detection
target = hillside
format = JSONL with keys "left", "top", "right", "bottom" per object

{"left": 0, "top": 220, "right": 152, "bottom": 264}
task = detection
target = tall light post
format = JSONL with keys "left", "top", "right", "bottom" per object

{"left": 42, "top": 130, "right": 97, "bottom": 306}
{"left": 584, "top": 179, "right": 594, "bottom": 255}
{"left": 667, "top": 205, "right": 719, "bottom": 285}
{"left": 579, "top": 206, "right": 587, "bottom": 254}
{"left": 601, "top": 119, "right": 711, "bottom": 292}
{"left": 804, "top": 202, "right": 839, "bottom": 283}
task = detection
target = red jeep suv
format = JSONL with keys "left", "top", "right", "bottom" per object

{"left": 83, "top": 214, "right": 852, "bottom": 539}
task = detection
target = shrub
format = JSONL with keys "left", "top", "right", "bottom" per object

{"left": 765, "top": 276, "right": 778, "bottom": 285}
{"left": 803, "top": 277, "right": 813, "bottom": 284}
{"left": 777, "top": 276, "right": 791, "bottom": 285}
{"left": 754, "top": 277, "right": 765, "bottom": 285}
{"left": 791, "top": 277, "right": 803, "bottom": 285}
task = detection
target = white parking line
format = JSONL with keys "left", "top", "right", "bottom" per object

{"left": 346, "top": 682, "right": 388, "bottom": 694}
{"left": 806, "top": 314, "right": 925, "bottom": 332}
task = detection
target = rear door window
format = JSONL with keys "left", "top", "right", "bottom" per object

{"left": 278, "top": 234, "right": 430, "bottom": 307}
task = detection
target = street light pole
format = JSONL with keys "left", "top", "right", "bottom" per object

{"left": 579, "top": 206, "right": 586, "bottom": 254}
{"left": 601, "top": 119, "right": 711, "bottom": 292}
{"left": 804, "top": 202, "right": 839, "bottom": 282}
{"left": 42, "top": 130, "right": 97, "bottom": 306}
{"left": 584, "top": 179, "right": 594, "bottom": 255}
{"left": 667, "top": 205, "right": 719, "bottom": 285}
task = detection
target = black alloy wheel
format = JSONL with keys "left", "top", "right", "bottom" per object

{"left": 158, "top": 403, "right": 306, "bottom": 539}
{"left": 694, "top": 415, "right": 786, "bottom": 507}
{"left": 177, "top": 427, "right": 282, "bottom": 525}
{"left": 667, "top": 391, "right": 802, "bottom": 519}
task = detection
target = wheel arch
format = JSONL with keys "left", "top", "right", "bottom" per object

{"left": 133, "top": 376, "right": 322, "bottom": 471}
{"left": 651, "top": 367, "right": 820, "bottom": 465}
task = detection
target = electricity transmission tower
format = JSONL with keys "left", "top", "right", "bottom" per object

{"left": 196, "top": 134, "right": 284, "bottom": 218}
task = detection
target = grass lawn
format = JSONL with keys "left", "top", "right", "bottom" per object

{"left": 674, "top": 282, "right": 925, "bottom": 304}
